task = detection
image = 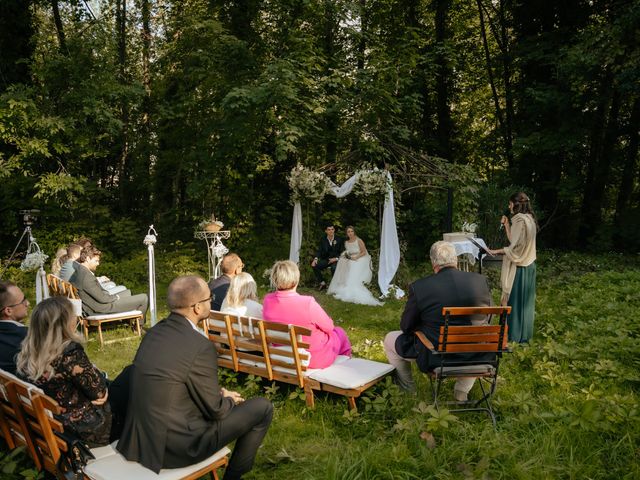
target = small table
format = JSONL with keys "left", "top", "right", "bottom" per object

{"left": 449, "top": 237, "right": 489, "bottom": 273}
{"left": 194, "top": 231, "right": 231, "bottom": 280}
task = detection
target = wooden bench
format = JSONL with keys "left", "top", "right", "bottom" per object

{"left": 415, "top": 306, "right": 512, "bottom": 427}
{"left": 0, "top": 368, "right": 231, "bottom": 480}
{"left": 204, "top": 311, "right": 395, "bottom": 410}
{"left": 46, "top": 273, "right": 143, "bottom": 347}
{"left": 0, "top": 369, "right": 43, "bottom": 470}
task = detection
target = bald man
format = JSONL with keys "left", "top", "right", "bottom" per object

{"left": 208, "top": 253, "right": 243, "bottom": 311}
{"left": 0, "top": 281, "right": 30, "bottom": 374}
{"left": 117, "top": 276, "right": 273, "bottom": 479}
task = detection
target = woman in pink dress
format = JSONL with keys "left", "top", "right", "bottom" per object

{"left": 262, "top": 260, "right": 351, "bottom": 369}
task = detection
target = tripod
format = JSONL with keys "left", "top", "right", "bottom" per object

{"left": 0, "top": 225, "right": 35, "bottom": 280}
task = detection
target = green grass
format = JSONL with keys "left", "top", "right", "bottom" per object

{"left": 2, "top": 250, "right": 640, "bottom": 479}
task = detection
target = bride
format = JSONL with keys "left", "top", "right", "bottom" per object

{"left": 328, "top": 226, "right": 382, "bottom": 306}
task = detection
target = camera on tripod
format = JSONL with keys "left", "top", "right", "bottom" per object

{"left": 19, "top": 209, "right": 40, "bottom": 227}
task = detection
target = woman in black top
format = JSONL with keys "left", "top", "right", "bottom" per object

{"left": 17, "top": 296, "right": 111, "bottom": 447}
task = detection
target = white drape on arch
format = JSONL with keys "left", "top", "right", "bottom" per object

{"left": 288, "top": 171, "right": 401, "bottom": 296}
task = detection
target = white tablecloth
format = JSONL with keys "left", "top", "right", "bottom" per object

{"left": 450, "top": 238, "right": 488, "bottom": 266}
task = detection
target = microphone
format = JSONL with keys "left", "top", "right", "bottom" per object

{"left": 499, "top": 209, "right": 510, "bottom": 230}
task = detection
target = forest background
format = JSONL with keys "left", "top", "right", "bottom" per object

{"left": 1, "top": 0, "right": 639, "bottom": 270}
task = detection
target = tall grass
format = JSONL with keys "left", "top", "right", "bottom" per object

{"left": 2, "top": 250, "right": 639, "bottom": 479}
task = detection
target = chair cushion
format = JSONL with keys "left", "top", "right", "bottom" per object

{"left": 85, "top": 310, "right": 143, "bottom": 321}
{"left": 306, "top": 357, "right": 395, "bottom": 390}
{"left": 84, "top": 445, "right": 231, "bottom": 480}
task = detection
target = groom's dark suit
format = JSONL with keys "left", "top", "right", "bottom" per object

{"left": 394, "top": 267, "right": 492, "bottom": 372}
{"left": 313, "top": 235, "right": 345, "bottom": 284}
{"left": 117, "top": 313, "right": 273, "bottom": 475}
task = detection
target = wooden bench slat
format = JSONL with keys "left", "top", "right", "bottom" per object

{"left": 438, "top": 325, "right": 504, "bottom": 334}
{"left": 442, "top": 306, "right": 512, "bottom": 315}
{"left": 438, "top": 333, "right": 502, "bottom": 343}
{"left": 437, "top": 343, "right": 503, "bottom": 353}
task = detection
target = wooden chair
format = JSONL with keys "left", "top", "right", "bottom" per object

{"left": 9, "top": 380, "right": 230, "bottom": 480}
{"left": 415, "top": 306, "right": 511, "bottom": 427}
{"left": 0, "top": 370, "right": 42, "bottom": 469}
{"left": 47, "top": 274, "right": 143, "bottom": 347}
{"left": 204, "top": 311, "right": 394, "bottom": 410}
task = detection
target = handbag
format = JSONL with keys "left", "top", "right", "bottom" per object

{"left": 54, "top": 430, "right": 96, "bottom": 480}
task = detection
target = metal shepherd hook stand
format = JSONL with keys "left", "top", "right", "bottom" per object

{"left": 144, "top": 225, "right": 158, "bottom": 326}
{"left": 0, "top": 210, "right": 49, "bottom": 303}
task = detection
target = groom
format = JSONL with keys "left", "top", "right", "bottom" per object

{"left": 311, "top": 224, "right": 344, "bottom": 289}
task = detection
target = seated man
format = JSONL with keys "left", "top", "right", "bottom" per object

{"left": 311, "top": 224, "right": 344, "bottom": 289}
{"left": 60, "top": 242, "right": 128, "bottom": 295}
{"left": 208, "top": 253, "right": 243, "bottom": 311}
{"left": 0, "top": 281, "right": 30, "bottom": 374}
{"left": 117, "top": 275, "right": 273, "bottom": 479}
{"left": 69, "top": 246, "right": 147, "bottom": 320}
{"left": 384, "top": 241, "right": 491, "bottom": 401}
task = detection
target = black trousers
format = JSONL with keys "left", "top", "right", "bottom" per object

{"left": 313, "top": 258, "right": 337, "bottom": 283}
{"left": 218, "top": 397, "right": 273, "bottom": 479}
{"left": 107, "top": 364, "right": 133, "bottom": 442}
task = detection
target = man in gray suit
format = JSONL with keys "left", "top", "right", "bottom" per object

{"left": 117, "top": 275, "right": 273, "bottom": 479}
{"left": 69, "top": 245, "right": 148, "bottom": 320}
{"left": 384, "top": 241, "right": 492, "bottom": 401}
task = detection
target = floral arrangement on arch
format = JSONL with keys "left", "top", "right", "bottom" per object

{"left": 288, "top": 164, "right": 332, "bottom": 203}
{"left": 354, "top": 166, "right": 390, "bottom": 203}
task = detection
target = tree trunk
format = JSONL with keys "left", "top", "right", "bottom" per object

{"left": 613, "top": 97, "right": 640, "bottom": 246}
{"left": 434, "top": 0, "right": 453, "bottom": 161}
{"left": 51, "top": 0, "right": 66, "bottom": 53}
{"left": 579, "top": 76, "right": 620, "bottom": 245}
{"left": 323, "top": 0, "right": 338, "bottom": 165}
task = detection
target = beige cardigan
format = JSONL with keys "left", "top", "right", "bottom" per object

{"left": 500, "top": 213, "right": 537, "bottom": 304}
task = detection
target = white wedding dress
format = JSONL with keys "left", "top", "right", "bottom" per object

{"left": 327, "top": 239, "right": 383, "bottom": 306}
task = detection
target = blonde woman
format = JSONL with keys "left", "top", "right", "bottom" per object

{"left": 221, "top": 272, "right": 263, "bottom": 318}
{"left": 16, "top": 296, "right": 112, "bottom": 447}
{"left": 263, "top": 260, "right": 351, "bottom": 369}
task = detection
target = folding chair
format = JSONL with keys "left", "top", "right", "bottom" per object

{"left": 415, "top": 306, "right": 511, "bottom": 427}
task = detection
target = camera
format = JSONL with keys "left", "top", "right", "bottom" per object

{"left": 20, "top": 209, "right": 40, "bottom": 227}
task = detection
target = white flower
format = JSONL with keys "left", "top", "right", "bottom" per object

{"left": 354, "top": 167, "right": 390, "bottom": 201}
{"left": 462, "top": 222, "right": 478, "bottom": 234}
{"left": 20, "top": 251, "right": 48, "bottom": 272}
{"left": 288, "top": 165, "right": 331, "bottom": 203}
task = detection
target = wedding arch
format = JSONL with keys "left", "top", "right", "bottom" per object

{"left": 287, "top": 165, "right": 402, "bottom": 297}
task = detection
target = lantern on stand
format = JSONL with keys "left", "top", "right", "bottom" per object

{"left": 144, "top": 225, "right": 158, "bottom": 326}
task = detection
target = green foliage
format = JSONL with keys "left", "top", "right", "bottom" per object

{"left": 0, "top": 446, "right": 41, "bottom": 479}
